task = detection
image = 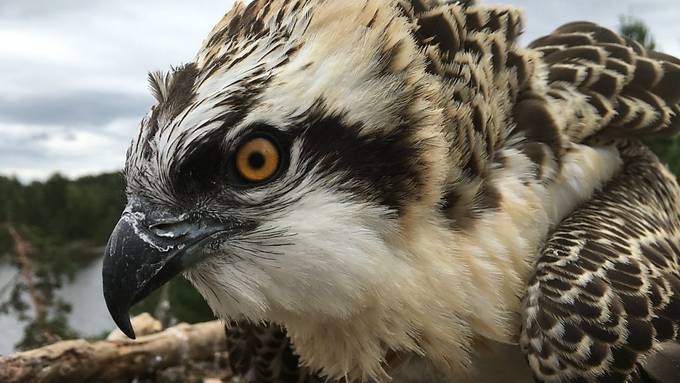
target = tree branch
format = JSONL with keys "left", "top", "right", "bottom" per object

{"left": 6, "top": 224, "right": 44, "bottom": 320}
{"left": 0, "top": 320, "right": 228, "bottom": 383}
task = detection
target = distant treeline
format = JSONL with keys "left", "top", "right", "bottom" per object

{"left": 0, "top": 173, "right": 212, "bottom": 349}
{"left": 0, "top": 173, "right": 125, "bottom": 266}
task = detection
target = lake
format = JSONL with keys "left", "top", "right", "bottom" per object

{"left": 0, "top": 257, "right": 115, "bottom": 355}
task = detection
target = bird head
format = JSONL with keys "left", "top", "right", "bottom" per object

{"left": 103, "top": 0, "right": 456, "bottom": 341}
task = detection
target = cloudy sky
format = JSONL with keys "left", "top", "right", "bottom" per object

{"left": 2, "top": 0, "right": 679, "bottom": 181}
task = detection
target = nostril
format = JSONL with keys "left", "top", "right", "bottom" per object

{"left": 149, "top": 220, "right": 194, "bottom": 239}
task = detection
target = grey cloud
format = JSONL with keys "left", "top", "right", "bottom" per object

{"left": 501, "top": 0, "right": 680, "bottom": 55}
{"left": 0, "top": 91, "right": 151, "bottom": 126}
{"left": 0, "top": 0, "right": 136, "bottom": 21}
{"left": 0, "top": 0, "right": 97, "bottom": 19}
{"left": 0, "top": 144, "right": 48, "bottom": 161}
{"left": 0, "top": 0, "right": 233, "bottom": 180}
{"left": 2, "top": 0, "right": 680, "bottom": 181}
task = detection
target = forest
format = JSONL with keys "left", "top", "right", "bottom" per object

{"left": 0, "top": 172, "right": 212, "bottom": 351}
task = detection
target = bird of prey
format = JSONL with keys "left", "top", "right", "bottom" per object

{"left": 102, "top": 0, "right": 680, "bottom": 382}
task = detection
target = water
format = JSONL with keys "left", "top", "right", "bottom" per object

{"left": 0, "top": 257, "right": 115, "bottom": 355}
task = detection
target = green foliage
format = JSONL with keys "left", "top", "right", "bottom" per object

{"left": 619, "top": 15, "right": 656, "bottom": 50}
{"left": 647, "top": 136, "right": 680, "bottom": 177}
{"left": 14, "top": 305, "right": 79, "bottom": 351}
{"left": 0, "top": 172, "right": 212, "bottom": 351}
{"left": 0, "top": 173, "right": 126, "bottom": 256}
{"left": 0, "top": 172, "right": 126, "bottom": 349}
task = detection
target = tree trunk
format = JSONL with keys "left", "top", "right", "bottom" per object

{"left": 0, "top": 320, "right": 229, "bottom": 383}
{"left": 6, "top": 224, "right": 44, "bottom": 321}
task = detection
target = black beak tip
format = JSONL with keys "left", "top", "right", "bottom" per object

{"left": 103, "top": 287, "right": 137, "bottom": 339}
{"left": 112, "top": 308, "right": 136, "bottom": 340}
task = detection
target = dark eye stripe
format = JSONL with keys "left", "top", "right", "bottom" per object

{"left": 296, "top": 113, "right": 424, "bottom": 214}
{"left": 170, "top": 129, "right": 227, "bottom": 197}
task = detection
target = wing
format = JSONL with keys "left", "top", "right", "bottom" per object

{"left": 520, "top": 143, "right": 680, "bottom": 383}
{"left": 519, "top": 20, "right": 680, "bottom": 383}
{"left": 226, "top": 321, "right": 324, "bottom": 383}
{"left": 528, "top": 21, "right": 680, "bottom": 142}
{"left": 405, "top": 3, "right": 680, "bottom": 176}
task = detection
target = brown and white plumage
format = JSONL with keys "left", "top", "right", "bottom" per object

{"left": 226, "top": 321, "right": 323, "bottom": 382}
{"left": 101, "top": 0, "right": 680, "bottom": 382}
{"left": 522, "top": 142, "right": 680, "bottom": 383}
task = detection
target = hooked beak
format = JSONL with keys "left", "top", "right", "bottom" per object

{"left": 102, "top": 199, "right": 249, "bottom": 339}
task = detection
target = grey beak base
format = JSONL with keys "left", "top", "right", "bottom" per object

{"left": 102, "top": 206, "right": 233, "bottom": 339}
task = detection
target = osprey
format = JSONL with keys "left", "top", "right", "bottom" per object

{"left": 102, "top": 0, "right": 680, "bottom": 382}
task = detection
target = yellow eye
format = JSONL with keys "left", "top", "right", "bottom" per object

{"left": 235, "top": 137, "right": 280, "bottom": 183}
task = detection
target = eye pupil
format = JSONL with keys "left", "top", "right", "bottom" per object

{"left": 234, "top": 136, "right": 281, "bottom": 184}
{"left": 248, "top": 152, "right": 266, "bottom": 169}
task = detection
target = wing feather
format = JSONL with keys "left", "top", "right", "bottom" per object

{"left": 226, "top": 321, "right": 324, "bottom": 383}
{"left": 529, "top": 22, "right": 680, "bottom": 141}
{"left": 521, "top": 143, "right": 680, "bottom": 383}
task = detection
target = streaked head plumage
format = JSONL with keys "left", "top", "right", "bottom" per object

{"left": 121, "top": 0, "right": 450, "bottom": 323}
{"left": 107, "top": 1, "right": 489, "bottom": 380}
{"left": 103, "top": 1, "right": 680, "bottom": 381}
